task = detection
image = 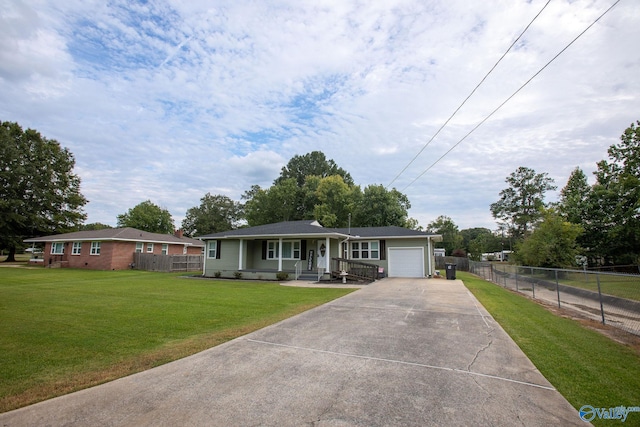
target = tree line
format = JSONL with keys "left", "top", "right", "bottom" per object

{"left": 3, "top": 119, "right": 638, "bottom": 269}
{"left": 431, "top": 121, "right": 639, "bottom": 269}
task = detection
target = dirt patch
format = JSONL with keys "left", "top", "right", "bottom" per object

{"left": 536, "top": 297, "right": 640, "bottom": 356}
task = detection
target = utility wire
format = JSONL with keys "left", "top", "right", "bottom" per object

{"left": 386, "top": 0, "right": 551, "bottom": 188}
{"left": 400, "top": 0, "right": 621, "bottom": 192}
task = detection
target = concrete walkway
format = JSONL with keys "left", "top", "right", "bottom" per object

{"left": 0, "top": 278, "right": 584, "bottom": 426}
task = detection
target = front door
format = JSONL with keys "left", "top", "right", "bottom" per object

{"left": 317, "top": 240, "right": 327, "bottom": 271}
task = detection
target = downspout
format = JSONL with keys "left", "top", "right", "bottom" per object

{"left": 238, "top": 239, "right": 244, "bottom": 271}
{"left": 278, "top": 237, "right": 283, "bottom": 272}
{"left": 201, "top": 238, "right": 206, "bottom": 277}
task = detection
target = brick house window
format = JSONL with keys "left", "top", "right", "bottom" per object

{"left": 146, "top": 243, "right": 154, "bottom": 253}
{"left": 90, "top": 241, "right": 101, "bottom": 255}
{"left": 51, "top": 242, "right": 64, "bottom": 255}
{"left": 72, "top": 242, "right": 82, "bottom": 255}
{"left": 135, "top": 242, "right": 143, "bottom": 253}
{"left": 162, "top": 244, "right": 168, "bottom": 255}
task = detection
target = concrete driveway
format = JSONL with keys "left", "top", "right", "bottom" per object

{"left": 0, "top": 278, "right": 584, "bottom": 426}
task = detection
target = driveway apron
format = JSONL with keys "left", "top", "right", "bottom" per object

{"left": 0, "top": 278, "right": 584, "bottom": 426}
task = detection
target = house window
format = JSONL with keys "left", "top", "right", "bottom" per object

{"left": 183, "top": 245, "right": 187, "bottom": 255}
{"left": 146, "top": 243, "right": 154, "bottom": 253}
{"left": 207, "top": 241, "right": 217, "bottom": 259}
{"left": 267, "top": 240, "right": 300, "bottom": 260}
{"left": 135, "top": 242, "right": 143, "bottom": 253}
{"left": 71, "top": 242, "right": 82, "bottom": 255}
{"left": 351, "top": 241, "right": 379, "bottom": 260}
{"left": 162, "top": 244, "right": 168, "bottom": 255}
{"left": 267, "top": 241, "right": 278, "bottom": 259}
{"left": 51, "top": 242, "right": 64, "bottom": 255}
{"left": 90, "top": 241, "right": 101, "bottom": 255}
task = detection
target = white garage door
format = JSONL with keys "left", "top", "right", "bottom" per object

{"left": 388, "top": 247, "right": 424, "bottom": 278}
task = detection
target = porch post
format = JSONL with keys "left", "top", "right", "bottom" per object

{"left": 325, "top": 237, "right": 330, "bottom": 271}
{"left": 426, "top": 237, "right": 432, "bottom": 278}
{"left": 238, "top": 239, "right": 244, "bottom": 270}
{"left": 278, "top": 237, "right": 283, "bottom": 271}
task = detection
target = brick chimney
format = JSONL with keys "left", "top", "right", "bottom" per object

{"left": 174, "top": 229, "right": 184, "bottom": 238}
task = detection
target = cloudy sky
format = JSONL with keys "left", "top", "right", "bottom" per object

{"left": 1, "top": 0, "right": 638, "bottom": 231}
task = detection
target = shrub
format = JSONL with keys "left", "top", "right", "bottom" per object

{"left": 214, "top": 271, "right": 221, "bottom": 278}
{"left": 276, "top": 272, "right": 289, "bottom": 281}
{"left": 233, "top": 272, "right": 242, "bottom": 279}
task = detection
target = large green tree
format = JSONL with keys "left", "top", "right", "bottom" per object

{"left": 352, "top": 185, "right": 411, "bottom": 227}
{"left": 558, "top": 167, "right": 591, "bottom": 225}
{"left": 583, "top": 121, "right": 640, "bottom": 265}
{"left": 116, "top": 200, "right": 174, "bottom": 234}
{"left": 460, "top": 227, "right": 502, "bottom": 260}
{"left": 490, "top": 166, "right": 556, "bottom": 240}
{"left": 243, "top": 151, "right": 414, "bottom": 228}
{"left": 0, "top": 121, "right": 87, "bottom": 261}
{"left": 313, "top": 175, "right": 356, "bottom": 227}
{"left": 426, "top": 215, "right": 463, "bottom": 256}
{"left": 274, "top": 151, "right": 353, "bottom": 187}
{"left": 513, "top": 208, "right": 583, "bottom": 268}
{"left": 181, "top": 193, "right": 243, "bottom": 237}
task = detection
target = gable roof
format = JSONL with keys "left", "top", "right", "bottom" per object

{"left": 24, "top": 227, "right": 205, "bottom": 247}
{"left": 200, "top": 220, "right": 441, "bottom": 241}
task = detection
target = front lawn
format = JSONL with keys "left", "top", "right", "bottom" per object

{"left": 0, "top": 268, "right": 355, "bottom": 412}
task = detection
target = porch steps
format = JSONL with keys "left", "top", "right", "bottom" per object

{"left": 296, "top": 273, "right": 319, "bottom": 281}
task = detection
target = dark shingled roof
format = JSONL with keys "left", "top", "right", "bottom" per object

{"left": 200, "top": 221, "right": 441, "bottom": 240}
{"left": 24, "top": 227, "right": 205, "bottom": 247}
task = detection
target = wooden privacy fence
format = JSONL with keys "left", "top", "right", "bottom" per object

{"left": 133, "top": 253, "right": 203, "bottom": 272}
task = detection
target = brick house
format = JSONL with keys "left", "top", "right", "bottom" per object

{"left": 24, "top": 228, "right": 204, "bottom": 270}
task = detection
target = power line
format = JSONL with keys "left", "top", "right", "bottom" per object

{"left": 386, "top": 0, "right": 551, "bottom": 188}
{"left": 400, "top": 0, "right": 621, "bottom": 193}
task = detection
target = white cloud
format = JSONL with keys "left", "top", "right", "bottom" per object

{"left": 1, "top": 0, "right": 639, "bottom": 231}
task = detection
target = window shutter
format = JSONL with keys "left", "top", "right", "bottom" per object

{"left": 262, "top": 241, "right": 267, "bottom": 260}
{"left": 380, "top": 240, "right": 386, "bottom": 260}
{"left": 216, "top": 240, "right": 222, "bottom": 259}
{"left": 301, "top": 240, "right": 307, "bottom": 260}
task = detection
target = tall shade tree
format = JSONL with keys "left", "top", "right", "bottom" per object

{"left": 426, "top": 215, "right": 463, "bottom": 256}
{"left": 116, "top": 200, "right": 174, "bottom": 234}
{"left": 583, "top": 121, "right": 640, "bottom": 265}
{"left": 490, "top": 166, "right": 556, "bottom": 240}
{"left": 313, "top": 175, "right": 355, "bottom": 227}
{"left": 242, "top": 179, "right": 301, "bottom": 226}
{"left": 0, "top": 121, "right": 87, "bottom": 261}
{"left": 558, "top": 167, "right": 591, "bottom": 225}
{"left": 513, "top": 208, "right": 583, "bottom": 268}
{"left": 352, "top": 185, "right": 411, "bottom": 227}
{"left": 460, "top": 228, "right": 502, "bottom": 260}
{"left": 182, "top": 193, "right": 243, "bottom": 237}
{"left": 274, "top": 151, "right": 353, "bottom": 187}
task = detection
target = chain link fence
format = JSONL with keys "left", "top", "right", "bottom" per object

{"left": 469, "top": 261, "right": 640, "bottom": 336}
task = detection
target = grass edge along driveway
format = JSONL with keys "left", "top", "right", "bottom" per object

{"left": 0, "top": 268, "right": 355, "bottom": 413}
{"left": 459, "top": 271, "right": 640, "bottom": 426}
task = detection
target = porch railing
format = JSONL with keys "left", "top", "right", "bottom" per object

{"left": 294, "top": 261, "right": 302, "bottom": 280}
{"left": 331, "top": 257, "right": 378, "bottom": 282}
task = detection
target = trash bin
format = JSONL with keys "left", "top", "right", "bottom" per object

{"left": 445, "top": 263, "right": 457, "bottom": 280}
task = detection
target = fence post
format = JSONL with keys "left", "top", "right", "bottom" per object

{"left": 531, "top": 267, "right": 535, "bottom": 299}
{"left": 596, "top": 273, "right": 606, "bottom": 325}
{"left": 515, "top": 266, "right": 519, "bottom": 292}
{"left": 503, "top": 265, "right": 507, "bottom": 288}
{"left": 555, "top": 269, "right": 561, "bottom": 308}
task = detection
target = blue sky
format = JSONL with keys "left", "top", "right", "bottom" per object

{"left": 1, "top": 0, "right": 639, "bottom": 231}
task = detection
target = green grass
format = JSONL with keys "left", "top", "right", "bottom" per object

{"left": 0, "top": 267, "right": 355, "bottom": 412}
{"left": 459, "top": 271, "right": 640, "bottom": 426}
